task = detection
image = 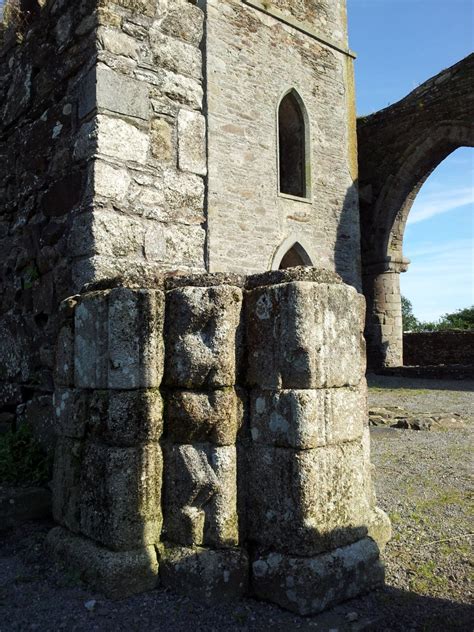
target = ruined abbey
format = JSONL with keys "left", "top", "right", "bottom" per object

{"left": 0, "top": 0, "right": 472, "bottom": 616}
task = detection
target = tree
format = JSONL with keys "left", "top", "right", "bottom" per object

{"left": 438, "top": 306, "right": 474, "bottom": 330}
{"left": 401, "top": 295, "right": 419, "bottom": 331}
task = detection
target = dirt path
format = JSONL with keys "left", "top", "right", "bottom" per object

{"left": 1, "top": 377, "right": 473, "bottom": 631}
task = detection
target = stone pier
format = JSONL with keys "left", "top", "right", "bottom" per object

{"left": 47, "top": 268, "right": 390, "bottom": 615}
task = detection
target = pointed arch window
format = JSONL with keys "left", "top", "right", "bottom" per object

{"left": 278, "top": 242, "right": 313, "bottom": 270}
{"left": 278, "top": 90, "right": 310, "bottom": 198}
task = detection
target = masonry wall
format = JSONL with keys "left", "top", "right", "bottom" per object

{"left": 403, "top": 331, "right": 474, "bottom": 367}
{"left": 0, "top": 0, "right": 98, "bottom": 444}
{"left": 0, "top": 0, "right": 208, "bottom": 445}
{"left": 202, "top": 0, "right": 361, "bottom": 288}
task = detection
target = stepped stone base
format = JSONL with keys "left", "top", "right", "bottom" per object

{"left": 159, "top": 544, "right": 249, "bottom": 605}
{"left": 46, "top": 527, "right": 159, "bottom": 599}
{"left": 251, "top": 538, "right": 385, "bottom": 616}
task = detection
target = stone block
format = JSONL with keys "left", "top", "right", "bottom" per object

{"left": 163, "top": 444, "right": 238, "bottom": 548}
{"left": 150, "top": 118, "right": 174, "bottom": 162}
{"left": 108, "top": 288, "right": 164, "bottom": 389}
{"left": 164, "top": 284, "right": 243, "bottom": 389}
{"left": 326, "top": 383, "right": 367, "bottom": 445}
{"left": 54, "top": 322, "right": 75, "bottom": 387}
{"left": 250, "top": 385, "right": 365, "bottom": 449}
{"left": 74, "top": 288, "right": 165, "bottom": 390}
{"left": 52, "top": 438, "right": 83, "bottom": 533}
{"left": 54, "top": 389, "right": 89, "bottom": 439}
{"left": 166, "top": 388, "right": 243, "bottom": 445}
{"left": 46, "top": 527, "right": 159, "bottom": 600}
{"left": 250, "top": 389, "right": 325, "bottom": 449}
{"left": 159, "top": 544, "right": 248, "bottom": 605}
{"left": 159, "top": 1, "right": 204, "bottom": 46}
{"left": 247, "top": 441, "right": 371, "bottom": 555}
{"left": 80, "top": 442, "right": 163, "bottom": 551}
{"left": 96, "top": 114, "right": 149, "bottom": 164}
{"left": 150, "top": 28, "right": 202, "bottom": 79}
{"left": 251, "top": 538, "right": 384, "bottom": 615}
{"left": 178, "top": 109, "right": 206, "bottom": 175}
{"left": 89, "top": 389, "right": 163, "bottom": 446}
{"left": 246, "top": 280, "right": 363, "bottom": 389}
{"left": 74, "top": 292, "right": 109, "bottom": 388}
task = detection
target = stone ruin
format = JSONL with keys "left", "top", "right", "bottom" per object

{"left": 47, "top": 268, "right": 391, "bottom": 614}
{"left": 0, "top": 0, "right": 392, "bottom": 614}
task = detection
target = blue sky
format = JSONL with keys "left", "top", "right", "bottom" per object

{"left": 347, "top": 0, "right": 474, "bottom": 321}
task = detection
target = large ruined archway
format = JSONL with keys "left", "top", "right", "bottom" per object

{"left": 358, "top": 54, "right": 474, "bottom": 369}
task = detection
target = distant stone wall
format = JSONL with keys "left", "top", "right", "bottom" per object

{"left": 47, "top": 267, "right": 390, "bottom": 615}
{"left": 403, "top": 331, "right": 474, "bottom": 367}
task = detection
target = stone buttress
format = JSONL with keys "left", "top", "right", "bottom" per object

{"left": 47, "top": 268, "right": 391, "bottom": 615}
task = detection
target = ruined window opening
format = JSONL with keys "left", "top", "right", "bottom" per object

{"left": 278, "top": 91, "right": 308, "bottom": 198}
{"left": 278, "top": 242, "right": 312, "bottom": 269}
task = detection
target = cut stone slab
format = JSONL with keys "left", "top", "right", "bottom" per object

{"left": 52, "top": 437, "right": 83, "bottom": 533}
{"left": 46, "top": 526, "right": 159, "bottom": 599}
{"left": 251, "top": 537, "right": 384, "bottom": 616}
{"left": 166, "top": 388, "right": 243, "bottom": 446}
{"left": 247, "top": 440, "right": 372, "bottom": 555}
{"left": 54, "top": 388, "right": 163, "bottom": 445}
{"left": 164, "top": 284, "right": 243, "bottom": 389}
{"left": 80, "top": 442, "right": 163, "bottom": 551}
{"left": 159, "top": 544, "right": 248, "bottom": 605}
{"left": 246, "top": 280, "right": 364, "bottom": 389}
{"left": 163, "top": 443, "right": 239, "bottom": 548}
{"left": 0, "top": 486, "right": 51, "bottom": 531}
{"left": 74, "top": 288, "right": 165, "bottom": 389}
{"left": 250, "top": 384, "right": 366, "bottom": 449}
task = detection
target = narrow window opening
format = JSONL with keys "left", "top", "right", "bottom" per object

{"left": 279, "top": 91, "right": 307, "bottom": 198}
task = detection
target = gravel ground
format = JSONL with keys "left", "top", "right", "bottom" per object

{"left": 1, "top": 376, "right": 473, "bottom": 631}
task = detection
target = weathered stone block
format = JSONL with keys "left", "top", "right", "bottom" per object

{"left": 108, "top": 288, "right": 164, "bottom": 389}
{"left": 159, "top": 1, "right": 204, "bottom": 47}
{"left": 74, "top": 292, "right": 109, "bottom": 388}
{"left": 54, "top": 389, "right": 89, "bottom": 439}
{"left": 246, "top": 280, "right": 363, "bottom": 389}
{"left": 74, "top": 288, "right": 164, "bottom": 389}
{"left": 159, "top": 544, "right": 248, "bottom": 605}
{"left": 164, "top": 284, "right": 243, "bottom": 389}
{"left": 80, "top": 442, "right": 163, "bottom": 551}
{"left": 150, "top": 118, "right": 174, "bottom": 162}
{"left": 150, "top": 28, "right": 202, "bottom": 79}
{"left": 54, "top": 322, "right": 75, "bottom": 387}
{"left": 96, "top": 114, "right": 149, "bottom": 164}
{"left": 250, "top": 389, "right": 325, "bottom": 449}
{"left": 46, "top": 527, "right": 159, "bottom": 600}
{"left": 163, "top": 444, "right": 238, "bottom": 548}
{"left": 89, "top": 389, "right": 163, "bottom": 446}
{"left": 251, "top": 538, "right": 384, "bottom": 616}
{"left": 247, "top": 441, "right": 371, "bottom": 555}
{"left": 178, "top": 109, "right": 206, "bottom": 175}
{"left": 167, "top": 388, "right": 243, "bottom": 445}
{"left": 250, "top": 385, "right": 366, "bottom": 449}
{"left": 52, "top": 437, "right": 83, "bottom": 533}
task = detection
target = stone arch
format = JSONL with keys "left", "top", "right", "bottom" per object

{"left": 277, "top": 88, "right": 311, "bottom": 198}
{"left": 374, "top": 123, "right": 473, "bottom": 264}
{"left": 271, "top": 237, "right": 314, "bottom": 270}
{"left": 358, "top": 54, "right": 474, "bottom": 368}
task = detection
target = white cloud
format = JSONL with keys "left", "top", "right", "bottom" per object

{"left": 407, "top": 186, "right": 474, "bottom": 225}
